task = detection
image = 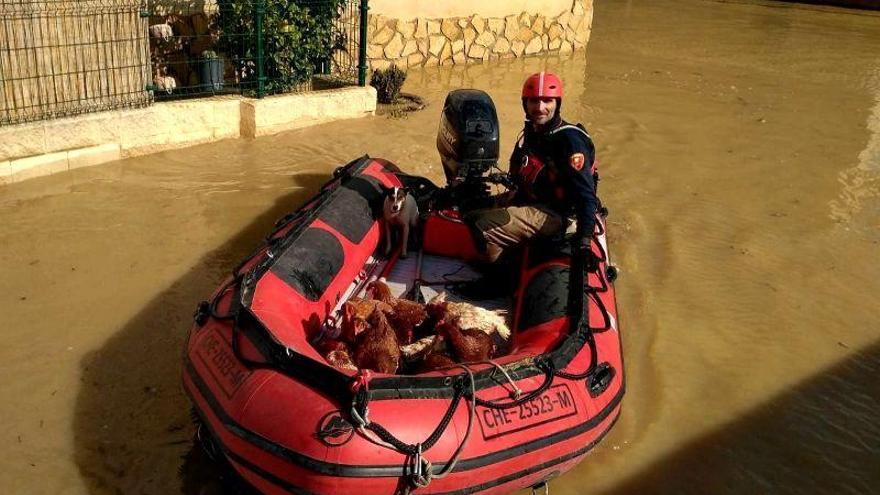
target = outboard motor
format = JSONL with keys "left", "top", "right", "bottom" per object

{"left": 436, "top": 89, "right": 500, "bottom": 196}
{"left": 420, "top": 90, "right": 503, "bottom": 260}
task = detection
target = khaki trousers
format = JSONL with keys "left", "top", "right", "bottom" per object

{"left": 464, "top": 205, "right": 565, "bottom": 262}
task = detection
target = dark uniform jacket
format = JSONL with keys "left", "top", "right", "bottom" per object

{"left": 509, "top": 119, "right": 598, "bottom": 237}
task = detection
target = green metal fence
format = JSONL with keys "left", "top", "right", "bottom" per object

{"left": 0, "top": 0, "right": 368, "bottom": 126}
{"left": 146, "top": 0, "right": 365, "bottom": 99}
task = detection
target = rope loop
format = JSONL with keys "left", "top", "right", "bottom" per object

{"left": 351, "top": 365, "right": 478, "bottom": 491}
{"left": 350, "top": 379, "right": 372, "bottom": 429}
{"left": 483, "top": 360, "right": 523, "bottom": 400}
{"left": 208, "top": 274, "right": 243, "bottom": 321}
{"left": 410, "top": 443, "right": 433, "bottom": 488}
{"left": 350, "top": 401, "right": 371, "bottom": 429}
{"left": 473, "top": 359, "right": 555, "bottom": 409}
{"left": 532, "top": 481, "right": 550, "bottom": 495}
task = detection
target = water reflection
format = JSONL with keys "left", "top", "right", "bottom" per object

{"left": 829, "top": 63, "right": 880, "bottom": 235}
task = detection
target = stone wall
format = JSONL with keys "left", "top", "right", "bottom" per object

{"left": 366, "top": 0, "right": 592, "bottom": 70}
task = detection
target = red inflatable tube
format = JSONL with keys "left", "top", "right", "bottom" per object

{"left": 183, "top": 156, "right": 624, "bottom": 494}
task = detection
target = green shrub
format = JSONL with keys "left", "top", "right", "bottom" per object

{"left": 370, "top": 65, "right": 407, "bottom": 104}
{"left": 216, "top": 0, "right": 344, "bottom": 95}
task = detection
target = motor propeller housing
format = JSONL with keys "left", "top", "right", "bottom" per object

{"left": 436, "top": 89, "right": 500, "bottom": 186}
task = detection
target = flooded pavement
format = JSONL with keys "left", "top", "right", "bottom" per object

{"left": 1, "top": 0, "right": 879, "bottom": 494}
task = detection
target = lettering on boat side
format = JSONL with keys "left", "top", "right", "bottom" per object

{"left": 194, "top": 330, "right": 252, "bottom": 399}
{"left": 316, "top": 411, "right": 355, "bottom": 446}
{"left": 476, "top": 384, "right": 578, "bottom": 440}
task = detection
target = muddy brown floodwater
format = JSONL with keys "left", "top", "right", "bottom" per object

{"left": 2, "top": 0, "right": 879, "bottom": 494}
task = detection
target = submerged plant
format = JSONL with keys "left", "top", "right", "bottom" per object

{"left": 370, "top": 65, "right": 407, "bottom": 104}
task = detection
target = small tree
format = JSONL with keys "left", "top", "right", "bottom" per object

{"left": 370, "top": 65, "right": 407, "bottom": 104}
{"left": 217, "top": 0, "right": 345, "bottom": 95}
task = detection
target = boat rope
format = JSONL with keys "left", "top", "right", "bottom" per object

{"left": 349, "top": 370, "right": 378, "bottom": 436}
{"left": 553, "top": 281, "right": 598, "bottom": 381}
{"left": 348, "top": 367, "right": 478, "bottom": 489}
{"left": 207, "top": 274, "right": 243, "bottom": 321}
{"left": 348, "top": 371, "right": 398, "bottom": 451}
{"left": 409, "top": 364, "right": 477, "bottom": 490}
{"left": 472, "top": 358, "right": 556, "bottom": 409}
{"left": 483, "top": 359, "right": 523, "bottom": 400}
{"left": 356, "top": 383, "right": 464, "bottom": 455}
{"left": 532, "top": 481, "right": 550, "bottom": 495}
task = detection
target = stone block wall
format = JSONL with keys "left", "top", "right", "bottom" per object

{"left": 366, "top": 0, "right": 592, "bottom": 70}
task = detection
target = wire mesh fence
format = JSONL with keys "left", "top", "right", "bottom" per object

{"left": 0, "top": 1, "right": 152, "bottom": 126}
{"left": 1, "top": 0, "right": 365, "bottom": 126}
{"left": 147, "top": 0, "right": 362, "bottom": 99}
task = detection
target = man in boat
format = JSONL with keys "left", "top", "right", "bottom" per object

{"left": 463, "top": 71, "right": 599, "bottom": 264}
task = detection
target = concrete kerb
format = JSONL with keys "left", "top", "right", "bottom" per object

{"left": 240, "top": 86, "right": 378, "bottom": 138}
{"left": 0, "top": 160, "right": 12, "bottom": 185}
{"left": 0, "top": 86, "right": 377, "bottom": 185}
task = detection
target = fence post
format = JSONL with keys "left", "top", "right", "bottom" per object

{"left": 358, "top": 0, "right": 369, "bottom": 86}
{"left": 141, "top": 8, "right": 157, "bottom": 94}
{"left": 255, "top": 0, "right": 266, "bottom": 97}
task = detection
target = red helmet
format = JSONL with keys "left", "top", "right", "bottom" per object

{"left": 521, "top": 72, "right": 563, "bottom": 98}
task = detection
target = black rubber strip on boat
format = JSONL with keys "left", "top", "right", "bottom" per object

{"left": 193, "top": 393, "right": 620, "bottom": 495}
{"left": 317, "top": 175, "right": 385, "bottom": 244}
{"left": 184, "top": 357, "right": 624, "bottom": 478}
{"left": 240, "top": 155, "right": 374, "bottom": 307}
{"left": 271, "top": 227, "right": 345, "bottom": 302}
{"left": 516, "top": 265, "right": 570, "bottom": 332}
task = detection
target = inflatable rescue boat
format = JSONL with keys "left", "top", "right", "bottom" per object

{"left": 183, "top": 90, "right": 624, "bottom": 495}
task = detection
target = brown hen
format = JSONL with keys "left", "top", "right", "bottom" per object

{"left": 341, "top": 297, "right": 392, "bottom": 343}
{"left": 326, "top": 349, "right": 358, "bottom": 372}
{"left": 319, "top": 339, "right": 358, "bottom": 372}
{"left": 417, "top": 352, "right": 457, "bottom": 373}
{"left": 437, "top": 317, "right": 496, "bottom": 363}
{"left": 427, "top": 292, "right": 510, "bottom": 342}
{"left": 352, "top": 308, "right": 400, "bottom": 374}
{"left": 387, "top": 298, "right": 427, "bottom": 344}
{"left": 366, "top": 279, "right": 427, "bottom": 344}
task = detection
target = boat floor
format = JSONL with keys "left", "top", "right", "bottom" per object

{"left": 361, "top": 252, "right": 512, "bottom": 314}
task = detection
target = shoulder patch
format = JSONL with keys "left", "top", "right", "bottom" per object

{"left": 570, "top": 153, "right": 585, "bottom": 171}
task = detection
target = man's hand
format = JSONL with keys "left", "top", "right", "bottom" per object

{"left": 572, "top": 232, "right": 591, "bottom": 255}
{"left": 571, "top": 233, "right": 600, "bottom": 272}
{"left": 487, "top": 172, "right": 515, "bottom": 190}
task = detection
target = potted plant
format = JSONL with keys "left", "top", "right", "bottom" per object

{"left": 197, "top": 50, "right": 224, "bottom": 92}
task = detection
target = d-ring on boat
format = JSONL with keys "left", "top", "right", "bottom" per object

{"left": 183, "top": 90, "right": 624, "bottom": 494}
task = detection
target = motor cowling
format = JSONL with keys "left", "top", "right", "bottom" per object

{"left": 436, "top": 89, "right": 500, "bottom": 185}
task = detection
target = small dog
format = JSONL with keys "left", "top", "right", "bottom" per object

{"left": 382, "top": 186, "right": 419, "bottom": 258}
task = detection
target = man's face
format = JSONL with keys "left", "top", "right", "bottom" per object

{"left": 526, "top": 97, "right": 557, "bottom": 127}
